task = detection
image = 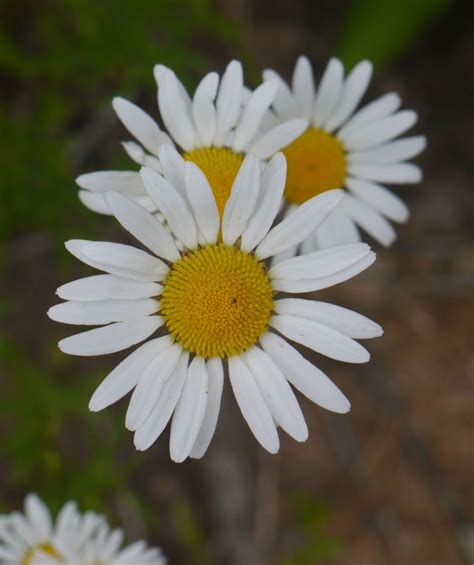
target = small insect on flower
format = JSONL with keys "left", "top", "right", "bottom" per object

{"left": 49, "top": 153, "right": 382, "bottom": 462}
{"left": 262, "top": 56, "right": 426, "bottom": 256}
{"left": 0, "top": 493, "right": 165, "bottom": 564}
{"left": 76, "top": 59, "right": 308, "bottom": 219}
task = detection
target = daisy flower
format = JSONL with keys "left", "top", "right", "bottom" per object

{"left": 262, "top": 56, "right": 426, "bottom": 255}
{"left": 77, "top": 59, "right": 307, "bottom": 218}
{"left": 0, "top": 493, "right": 165, "bottom": 564}
{"left": 49, "top": 152, "right": 382, "bottom": 461}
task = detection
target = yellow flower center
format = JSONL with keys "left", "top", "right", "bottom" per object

{"left": 160, "top": 244, "right": 273, "bottom": 358}
{"left": 283, "top": 127, "right": 347, "bottom": 204}
{"left": 183, "top": 147, "right": 244, "bottom": 218}
{"left": 22, "top": 542, "right": 60, "bottom": 565}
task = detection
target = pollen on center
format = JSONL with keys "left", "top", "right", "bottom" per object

{"left": 283, "top": 127, "right": 347, "bottom": 204}
{"left": 160, "top": 244, "right": 274, "bottom": 358}
{"left": 183, "top": 147, "right": 244, "bottom": 217}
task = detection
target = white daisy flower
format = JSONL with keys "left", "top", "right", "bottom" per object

{"left": 0, "top": 493, "right": 165, "bottom": 564}
{"left": 50, "top": 152, "right": 382, "bottom": 461}
{"left": 77, "top": 59, "right": 308, "bottom": 218}
{"left": 262, "top": 55, "right": 426, "bottom": 255}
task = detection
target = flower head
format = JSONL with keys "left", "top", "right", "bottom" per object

{"left": 49, "top": 152, "right": 382, "bottom": 462}
{"left": 262, "top": 56, "right": 426, "bottom": 255}
{"left": 0, "top": 494, "right": 165, "bottom": 564}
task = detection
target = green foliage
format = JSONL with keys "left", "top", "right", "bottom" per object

{"left": 338, "top": 0, "right": 453, "bottom": 68}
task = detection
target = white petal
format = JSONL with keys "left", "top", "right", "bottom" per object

{"left": 58, "top": 316, "right": 163, "bottom": 356}
{"left": 325, "top": 60, "right": 373, "bottom": 132}
{"left": 263, "top": 68, "right": 297, "bottom": 119}
{"left": 105, "top": 191, "right": 180, "bottom": 261}
{"left": 348, "top": 162, "right": 422, "bottom": 184}
{"left": 338, "top": 92, "right": 402, "bottom": 139}
{"left": 88, "top": 336, "right": 173, "bottom": 412}
{"left": 260, "top": 333, "right": 350, "bottom": 413}
{"left": 76, "top": 170, "right": 144, "bottom": 195}
{"left": 170, "top": 357, "right": 208, "bottom": 463}
{"left": 247, "top": 119, "right": 308, "bottom": 160}
{"left": 184, "top": 161, "right": 220, "bottom": 244}
{"left": 141, "top": 166, "right": 198, "bottom": 249}
{"left": 345, "top": 177, "right": 409, "bottom": 223}
{"left": 244, "top": 347, "right": 308, "bottom": 442}
{"left": 228, "top": 355, "right": 279, "bottom": 453}
{"left": 271, "top": 314, "right": 370, "bottom": 363}
{"left": 112, "top": 97, "right": 170, "bottom": 155}
{"left": 272, "top": 250, "right": 376, "bottom": 293}
{"left": 25, "top": 494, "right": 52, "bottom": 540}
{"left": 232, "top": 80, "right": 278, "bottom": 151}
{"left": 214, "top": 60, "right": 244, "bottom": 146}
{"left": 154, "top": 64, "right": 193, "bottom": 108}
{"left": 347, "top": 135, "right": 427, "bottom": 164}
{"left": 221, "top": 154, "right": 260, "bottom": 245}
{"left": 133, "top": 350, "right": 189, "bottom": 451}
{"left": 300, "top": 230, "right": 317, "bottom": 255}
{"left": 192, "top": 72, "right": 218, "bottom": 146}
{"left": 343, "top": 110, "right": 418, "bottom": 151}
{"left": 157, "top": 144, "right": 186, "bottom": 197}
{"left": 48, "top": 298, "right": 158, "bottom": 326}
{"left": 125, "top": 343, "right": 182, "bottom": 431}
{"left": 241, "top": 152, "right": 286, "bottom": 251}
{"left": 274, "top": 299, "right": 383, "bottom": 338}
{"left": 56, "top": 275, "right": 161, "bottom": 302}
{"left": 342, "top": 193, "right": 396, "bottom": 246}
{"left": 189, "top": 358, "right": 224, "bottom": 459}
{"left": 256, "top": 189, "right": 344, "bottom": 259}
{"left": 292, "top": 56, "right": 315, "bottom": 121}
{"left": 121, "top": 141, "right": 164, "bottom": 171}
{"left": 312, "top": 58, "right": 344, "bottom": 127}
{"left": 314, "top": 207, "right": 361, "bottom": 248}
{"left": 79, "top": 191, "right": 157, "bottom": 216}
{"left": 269, "top": 242, "right": 371, "bottom": 280}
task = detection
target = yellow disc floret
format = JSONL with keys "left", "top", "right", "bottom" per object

{"left": 160, "top": 244, "right": 274, "bottom": 358}
{"left": 22, "top": 543, "right": 60, "bottom": 565}
{"left": 283, "top": 127, "right": 347, "bottom": 204}
{"left": 183, "top": 147, "right": 244, "bottom": 218}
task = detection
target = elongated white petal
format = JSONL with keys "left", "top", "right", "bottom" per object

{"left": 126, "top": 343, "right": 181, "bottom": 431}
{"left": 342, "top": 193, "right": 396, "bottom": 246}
{"left": 76, "top": 171, "right": 144, "bottom": 195}
{"left": 170, "top": 357, "right": 208, "bottom": 463}
{"left": 58, "top": 316, "right": 162, "bottom": 356}
{"left": 112, "top": 97, "right": 169, "bottom": 155}
{"left": 338, "top": 92, "right": 402, "bottom": 139}
{"left": 48, "top": 298, "right": 158, "bottom": 326}
{"left": 214, "top": 60, "right": 243, "bottom": 146}
{"left": 274, "top": 299, "right": 382, "bottom": 338}
{"left": 300, "top": 230, "right": 317, "bottom": 255}
{"left": 325, "top": 60, "right": 373, "bottom": 132}
{"left": 105, "top": 191, "right": 180, "bottom": 262}
{"left": 157, "top": 144, "right": 186, "bottom": 197}
{"left": 141, "top": 166, "right": 198, "bottom": 249}
{"left": 192, "top": 72, "right": 218, "bottom": 146}
{"left": 184, "top": 162, "right": 220, "bottom": 244}
{"left": 314, "top": 208, "right": 361, "bottom": 248}
{"left": 348, "top": 135, "right": 427, "bottom": 164}
{"left": 25, "top": 494, "right": 52, "bottom": 539}
{"left": 221, "top": 154, "right": 260, "bottom": 245}
{"left": 248, "top": 119, "right": 307, "bottom": 160}
{"left": 271, "top": 314, "right": 370, "bottom": 363}
{"left": 343, "top": 110, "right": 417, "bottom": 151}
{"left": 121, "top": 141, "right": 163, "bottom": 170}
{"left": 269, "top": 242, "right": 371, "bottom": 280}
{"left": 79, "top": 191, "right": 157, "bottom": 216}
{"left": 260, "top": 333, "right": 350, "bottom": 413}
{"left": 232, "top": 80, "right": 278, "bottom": 151}
{"left": 348, "top": 162, "right": 422, "bottom": 184}
{"left": 292, "top": 56, "right": 315, "bottom": 121}
{"left": 345, "top": 177, "right": 409, "bottom": 223}
{"left": 263, "top": 69, "right": 297, "bottom": 119}
{"left": 244, "top": 347, "right": 308, "bottom": 442}
{"left": 89, "top": 336, "right": 173, "bottom": 411}
{"left": 154, "top": 64, "right": 193, "bottom": 108}
{"left": 241, "top": 153, "right": 286, "bottom": 251}
{"left": 228, "top": 355, "right": 279, "bottom": 453}
{"left": 272, "top": 251, "right": 375, "bottom": 292}
{"left": 133, "top": 350, "right": 189, "bottom": 451}
{"left": 312, "top": 58, "right": 344, "bottom": 126}
{"left": 256, "top": 189, "right": 343, "bottom": 259}
{"left": 189, "top": 358, "right": 224, "bottom": 459}
{"left": 56, "top": 275, "right": 161, "bottom": 302}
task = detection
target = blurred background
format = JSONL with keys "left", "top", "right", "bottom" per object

{"left": 0, "top": 0, "right": 472, "bottom": 563}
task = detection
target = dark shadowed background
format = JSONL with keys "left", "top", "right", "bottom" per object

{"left": 0, "top": 0, "right": 472, "bottom": 563}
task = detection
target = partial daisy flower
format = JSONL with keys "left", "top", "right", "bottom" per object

{"left": 49, "top": 153, "right": 382, "bottom": 462}
{"left": 77, "top": 59, "right": 307, "bottom": 218}
{"left": 0, "top": 493, "right": 165, "bottom": 564}
{"left": 262, "top": 56, "right": 426, "bottom": 255}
